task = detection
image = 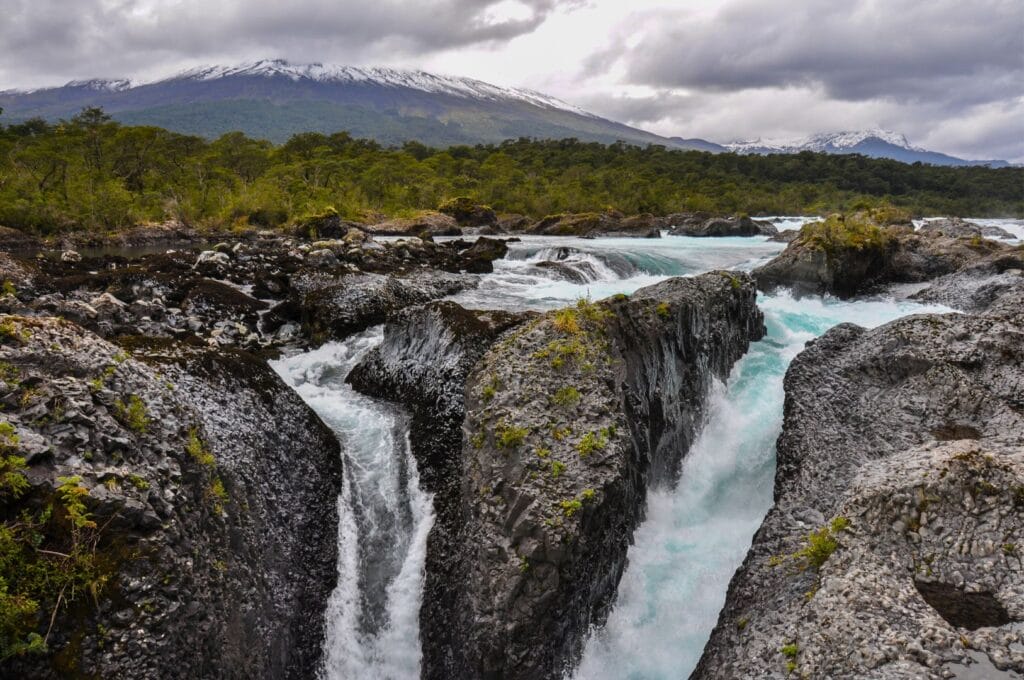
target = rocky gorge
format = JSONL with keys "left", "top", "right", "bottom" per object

{"left": 0, "top": 210, "right": 1021, "bottom": 679}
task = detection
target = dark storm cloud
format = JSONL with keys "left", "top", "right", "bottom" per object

{"left": 614, "top": 0, "right": 1023, "bottom": 104}
{"left": 0, "top": 0, "right": 580, "bottom": 88}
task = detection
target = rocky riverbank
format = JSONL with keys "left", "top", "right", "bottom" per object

{"left": 693, "top": 285, "right": 1024, "bottom": 679}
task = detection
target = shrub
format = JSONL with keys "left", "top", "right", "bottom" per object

{"left": 208, "top": 477, "right": 228, "bottom": 513}
{"left": 0, "top": 424, "right": 27, "bottom": 500}
{"left": 655, "top": 302, "right": 671, "bottom": 319}
{"left": 560, "top": 498, "right": 583, "bottom": 517}
{"left": 550, "top": 460, "right": 565, "bottom": 478}
{"left": 114, "top": 394, "right": 149, "bottom": 433}
{"left": 577, "top": 430, "right": 607, "bottom": 457}
{"left": 495, "top": 422, "right": 528, "bottom": 449}
{"left": 551, "top": 386, "right": 581, "bottom": 406}
{"left": 185, "top": 428, "right": 215, "bottom": 467}
{"left": 553, "top": 308, "right": 580, "bottom": 334}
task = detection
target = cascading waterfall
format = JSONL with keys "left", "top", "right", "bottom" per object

{"left": 270, "top": 330, "right": 434, "bottom": 680}
{"left": 571, "top": 291, "right": 952, "bottom": 680}
{"left": 265, "top": 223, "right": 1008, "bottom": 679}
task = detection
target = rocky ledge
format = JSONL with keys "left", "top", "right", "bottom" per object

{"left": 348, "top": 272, "right": 764, "bottom": 678}
{"left": 754, "top": 211, "right": 1015, "bottom": 298}
{"left": 0, "top": 315, "right": 342, "bottom": 678}
{"left": 693, "top": 287, "right": 1024, "bottom": 679}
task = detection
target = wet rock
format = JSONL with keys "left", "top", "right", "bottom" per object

{"left": 919, "top": 217, "right": 1015, "bottom": 241}
{"left": 459, "top": 236, "right": 509, "bottom": 274}
{"left": 0, "top": 225, "right": 41, "bottom": 251}
{"left": 61, "top": 249, "right": 82, "bottom": 263}
{"left": 348, "top": 301, "right": 534, "bottom": 492}
{"left": 670, "top": 215, "right": 777, "bottom": 237}
{"left": 497, "top": 214, "right": 532, "bottom": 232}
{"left": 306, "top": 248, "right": 339, "bottom": 269}
{"left": 693, "top": 299, "right": 1024, "bottom": 680}
{"left": 293, "top": 270, "right": 478, "bottom": 341}
{"left": 195, "top": 250, "right": 230, "bottom": 267}
{"left": 527, "top": 211, "right": 665, "bottom": 238}
{"left": 420, "top": 272, "right": 765, "bottom": 679}
{"left": 365, "top": 211, "right": 462, "bottom": 237}
{"left": 912, "top": 249, "right": 1024, "bottom": 312}
{"left": 438, "top": 197, "right": 498, "bottom": 227}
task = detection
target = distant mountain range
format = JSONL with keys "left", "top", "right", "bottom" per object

{"left": 0, "top": 60, "right": 1010, "bottom": 166}
{"left": 723, "top": 129, "right": 1010, "bottom": 168}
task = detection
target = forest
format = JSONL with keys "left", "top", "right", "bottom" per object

{"left": 1, "top": 107, "right": 1021, "bottom": 235}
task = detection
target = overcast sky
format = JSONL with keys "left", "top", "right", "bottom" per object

{"left": 2, "top": 0, "right": 1022, "bottom": 161}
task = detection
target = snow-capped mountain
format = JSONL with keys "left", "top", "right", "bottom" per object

{"left": 0, "top": 59, "right": 713, "bottom": 150}
{"left": 164, "top": 59, "right": 592, "bottom": 117}
{"left": 725, "top": 129, "right": 1008, "bottom": 167}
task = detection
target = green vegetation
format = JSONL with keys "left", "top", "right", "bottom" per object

{"left": 185, "top": 428, "right": 215, "bottom": 467}
{"left": 481, "top": 374, "right": 501, "bottom": 403}
{"left": 0, "top": 471, "right": 112, "bottom": 661}
{"left": 550, "top": 460, "right": 566, "bottom": 479}
{"left": 655, "top": 302, "right": 671, "bottom": 319}
{"left": 113, "top": 395, "right": 149, "bottom": 433}
{"left": 551, "top": 386, "right": 581, "bottom": 406}
{"left": 208, "top": 478, "right": 228, "bottom": 514}
{"left": 780, "top": 642, "right": 799, "bottom": 674}
{"left": 495, "top": 421, "right": 528, "bottom": 449}
{"left": 0, "top": 108, "right": 1019, "bottom": 235}
{"left": 795, "top": 517, "right": 851, "bottom": 571}
{"left": 800, "top": 211, "right": 893, "bottom": 255}
{"left": 0, "top": 423, "right": 28, "bottom": 500}
{"left": 577, "top": 430, "right": 608, "bottom": 457}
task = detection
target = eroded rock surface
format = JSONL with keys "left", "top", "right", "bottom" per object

{"left": 693, "top": 293, "right": 1024, "bottom": 680}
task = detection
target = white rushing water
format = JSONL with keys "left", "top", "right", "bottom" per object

{"left": 270, "top": 331, "right": 434, "bottom": 680}
{"left": 270, "top": 224, "right": 981, "bottom": 679}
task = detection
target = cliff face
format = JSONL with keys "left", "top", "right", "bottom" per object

{"left": 0, "top": 316, "right": 341, "bottom": 679}
{"left": 349, "top": 272, "right": 764, "bottom": 679}
{"left": 693, "top": 288, "right": 1024, "bottom": 679}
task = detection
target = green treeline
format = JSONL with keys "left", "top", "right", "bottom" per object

{"left": 1, "top": 108, "right": 1021, "bottom": 234}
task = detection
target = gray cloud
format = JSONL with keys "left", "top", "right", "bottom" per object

{"left": 616, "top": 0, "right": 1023, "bottom": 104}
{"left": 0, "top": 0, "right": 578, "bottom": 88}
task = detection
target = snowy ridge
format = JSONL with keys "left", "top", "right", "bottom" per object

{"left": 66, "top": 78, "right": 134, "bottom": 92}
{"left": 162, "top": 59, "right": 593, "bottom": 116}
{"left": 725, "top": 128, "right": 922, "bottom": 154}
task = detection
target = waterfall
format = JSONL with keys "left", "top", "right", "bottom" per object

{"left": 271, "top": 330, "right": 434, "bottom": 680}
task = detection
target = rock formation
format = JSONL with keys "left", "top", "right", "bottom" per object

{"left": 754, "top": 212, "right": 1014, "bottom": 297}
{"left": 349, "top": 272, "right": 765, "bottom": 678}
